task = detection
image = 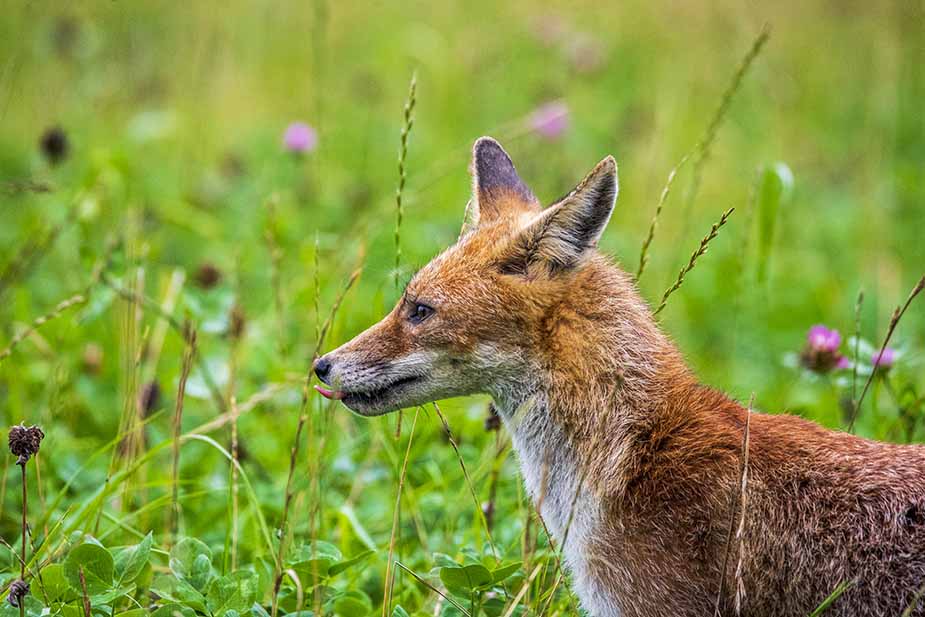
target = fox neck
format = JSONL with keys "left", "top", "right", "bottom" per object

{"left": 491, "top": 257, "right": 694, "bottom": 497}
{"left": 487, "top": 259, "right": 694, "bottom": 612}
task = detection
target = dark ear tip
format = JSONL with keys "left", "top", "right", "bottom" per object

{"left": 598, "top": 155, "right": 618, "bottom": 176}
{"left": 474, "top": 136, "right": 512, "bottom": 159}
{"left": 596, "top": 155, "right": 619, "bottom": 195}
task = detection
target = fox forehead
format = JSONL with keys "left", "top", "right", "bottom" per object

{"left": 406, "top": 207, "right": 536, "bottom": 303}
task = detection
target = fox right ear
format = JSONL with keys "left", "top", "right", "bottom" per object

{"left": 463, "top": 137, "right": 538, "bottom": 237}
{"left": 500, "top": 155, "right": 618, "bottom": 274}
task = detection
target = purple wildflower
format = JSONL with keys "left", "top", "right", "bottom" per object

{"left": 800, "top": 324, "right": 846, "bottom": 374}
{"left": 283, "top": 122, "right": 318, "bottom": 153}
{"left": 807, "top": 325, "right": 841, "bottom": 352}
{"left": 529, "top": 102, "right": 569, "bottom": 141}
{"left": 871, "top": 347, "right": 896, "bottom": 369}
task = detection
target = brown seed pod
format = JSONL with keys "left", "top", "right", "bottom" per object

{"left": 8, "top": 424, "right": 44, "bottom": 466}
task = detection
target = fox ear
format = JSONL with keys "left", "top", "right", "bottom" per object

{"left": 500, "top": 155, "right": 618, "bottom": 274}
{"left": 464, "top": 137, "right": 538, "bottom": 236}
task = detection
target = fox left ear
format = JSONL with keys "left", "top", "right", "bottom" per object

{"left": 461, "top": 137, "right": 539, "bottom": 238}
{"left": 500, "top": 155, "right": 618, "bottom": 274}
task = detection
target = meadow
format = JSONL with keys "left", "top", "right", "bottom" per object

{"left": 0, "top": 1, "right": 923, "bottom": 615}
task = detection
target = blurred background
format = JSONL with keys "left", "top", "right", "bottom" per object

{"left": 0, "top": 1, "right": 923, "bottom": 614}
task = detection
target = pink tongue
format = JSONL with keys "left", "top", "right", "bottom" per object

{"left": 314, "top": 384, "right": 345, "bottom": 400}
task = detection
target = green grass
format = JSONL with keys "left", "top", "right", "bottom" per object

{"left": 0, "top": 2, "right": 923, "bottom": 616}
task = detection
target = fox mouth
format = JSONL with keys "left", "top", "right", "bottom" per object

{"left": 314, "top": 374, "right": 424, "bottom": 414}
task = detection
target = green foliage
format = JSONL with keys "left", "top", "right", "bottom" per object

{"left": 0, "top": 2, "right": 923, "bottom": 617}
{"left": 63, "top": 543, "right": 115, "bottom": 595}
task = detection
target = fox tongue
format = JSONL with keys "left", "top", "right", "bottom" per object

{"left": 313, "top": 385, "right": 345, "bottom": 400}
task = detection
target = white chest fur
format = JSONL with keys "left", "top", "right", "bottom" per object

{"left": 493, "top": 394, "right": 623, "bottom": 617}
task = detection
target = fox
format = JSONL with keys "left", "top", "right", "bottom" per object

{"left": 313, "top": 137, "right": 925, "bottom": 617}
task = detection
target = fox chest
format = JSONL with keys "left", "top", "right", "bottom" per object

{"left": 497, "top": 398, "right": 624, "bottom": 617}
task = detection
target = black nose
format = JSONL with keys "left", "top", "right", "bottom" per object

{"left": 313, "top": 356, "right": 332, "bottom": 381}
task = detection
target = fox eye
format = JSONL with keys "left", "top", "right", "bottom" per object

{"left": 409, "top": 303, "right": 434, "bottom": 325}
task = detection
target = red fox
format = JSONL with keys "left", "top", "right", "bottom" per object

{"left": 314, "top": 137, "right": 925, "bottom": 616}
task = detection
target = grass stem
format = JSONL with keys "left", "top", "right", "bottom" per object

{"left": 654, "top": 207, "right": 734, "bottom": 316}
{"left": 848, "top": 275, "right": 925, "bottom": 431}
{"left": 169, "top": 324, "right": 197, "bottom": 543}
{"left": 382, "top": 407, "right": 419, "bottom": 617}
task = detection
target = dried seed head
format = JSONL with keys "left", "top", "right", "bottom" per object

{"left": 39, "top": 126, "right": 69, "bottom": 166}
{"left": 8, "top": 424, "right": 44, "bottom": 466}
{"left": 194, "top": 263, "right": 222, "bottom": 289}
{"left": 7, "top": 579, "right": 29, "bottom": 607}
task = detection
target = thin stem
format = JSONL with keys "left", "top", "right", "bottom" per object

{"left": 78, "top": 567, "right": 91, "bottom": 617}
{"left": 850, "top": 290, "right": 864, "bottom": 416}
{"left": 654, "top": 207, "right": 735, "bottom": 316}
{"left": 677, "top": 25, "right": 770, "bottom": 243}
{"left": 848, "top": 275, "right": 925, "bottom": 431}
{"left": 0, "top": 204, "right": 77, "bottom": 302}
{"left": 394, "top": 71, "right": 418, "bottom": 439}
{"left": 432, "top": 402, "right": 499, "bottom": 562}
{"left": 394, "top": 560, "right": 471, "bottom": 616}
{"left": 272, "top": 255, "right": 363, "bottom": 617}
{"left": 20, "top": 463, "right": 26, "bottom": 617}
{"left": 715, "top": 395, "right": 753, "bottom": 616}
{"left": 100, "top": 272, "right": 227, "bottom": 414}
{"left": 0, "top": 294, "right": 87, "bottom": 364}
{"left": 382, "top": 408, "right": 420, "bottom": 617}
{"left": 636, "top": 154, "right": 690, "bottom": 281}
{"left": 230, "top": 395, "right": 240, "bottom": 571}
{"left": 169, "top": 325, "right": 197, "bottom": 543}
{"left": 311, "top": 259, "right": 364, "bottom": 362}
{"left": 271, "top": 385, "right": 309, "bottom": 617}
{"left": 264, "top": 194, "right": 285, "bottom": 353}
{"left": 393, "top": 70, "right": 418, "bottom": 292}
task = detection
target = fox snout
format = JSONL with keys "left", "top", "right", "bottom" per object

{"left": 312, "top": 331, "right": 444, "bottom": 416}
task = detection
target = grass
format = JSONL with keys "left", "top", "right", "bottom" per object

{"left": 0, "top": 2, "right": 923, "bottom": 616}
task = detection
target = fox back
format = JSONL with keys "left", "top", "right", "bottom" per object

{"left": 315, "top": 138, "right": 925, "bottom": 616}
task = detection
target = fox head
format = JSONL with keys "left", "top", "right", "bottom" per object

{"left": 314, "top": 137, "right": 619, "bottom": 416}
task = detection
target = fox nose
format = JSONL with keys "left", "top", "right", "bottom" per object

{"left": 313, "top": 356, "right": 332, "bottom": 382}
